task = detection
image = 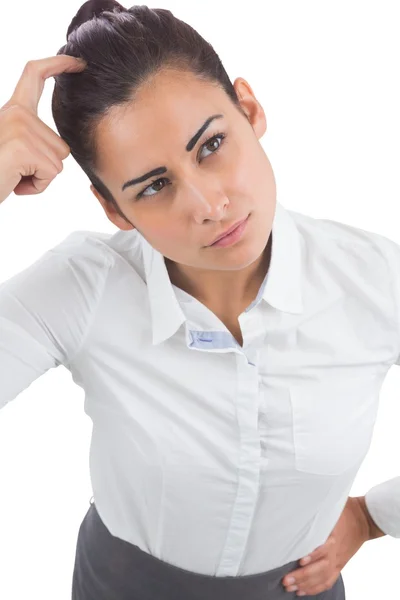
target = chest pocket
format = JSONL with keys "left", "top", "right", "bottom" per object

{"left": 289, "top": 374, "right": 381, "bottom": 476}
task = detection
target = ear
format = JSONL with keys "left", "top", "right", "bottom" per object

{"left": 232, "top": 77, "right": 267, "bottom": 139}
{"left": 89, "top": 184, "right": 135, "bottom": 231}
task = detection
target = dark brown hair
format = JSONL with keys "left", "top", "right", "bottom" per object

{"left": 52, "top": 0, "right": 245, "bottom": 224}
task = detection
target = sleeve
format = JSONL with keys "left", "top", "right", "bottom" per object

{"left": 363, "top": 233, "right": 400, "bottom": 537}
{"left": 383, "top": 236, "right": 400, "bottom": 367}
{"left": 365, "top": 477, "right": 400, "bottom": 538}
{"left": 0, "top": 243, "right": 111, "bottom": 411}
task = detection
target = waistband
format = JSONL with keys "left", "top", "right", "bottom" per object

{"left": 72, "top": 501, "right": 345, "bottom": 600}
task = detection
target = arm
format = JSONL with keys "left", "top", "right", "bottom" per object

{"left": 0, "top": 239, "right": 110, "bottom": 410}
{"left": 362, "top": 477, "right": 400, "bottom": 539}
{"left": 356, "top": 495, "right": 387, "bottom": 539}
{"left": 361, "top": 235, "right": 400, "bottom": 541}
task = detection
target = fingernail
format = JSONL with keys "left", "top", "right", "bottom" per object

{"left": 286, "top": 576, "right": 296, "bottom": 584}
{"left": 302, "top": 555, "right": 311, "bottom": 564}
{"left": 297, "top": 592, "right": 306, "bottom": 597}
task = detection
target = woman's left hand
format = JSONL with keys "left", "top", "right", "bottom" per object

{"left": 281, "top": 496, "right": 372, "bottom": 596}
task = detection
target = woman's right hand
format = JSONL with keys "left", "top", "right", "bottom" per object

{"left": 0, "top": 55, "right": 86, "bottom": 205}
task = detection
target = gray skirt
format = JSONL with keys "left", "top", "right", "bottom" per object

{"left": 71, "top": 500, "right": 346, "bottom": 600}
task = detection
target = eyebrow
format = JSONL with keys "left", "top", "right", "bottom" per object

{"left": 121, "top": 113, "right": 224, "bottom": 192}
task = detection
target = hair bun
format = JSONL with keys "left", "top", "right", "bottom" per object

{"left": 67, "top": 0, "right": 125, "bottom": 41}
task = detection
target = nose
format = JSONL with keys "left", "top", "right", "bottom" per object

{"left": 182, "top": 175, "right": 229, "bottom": 223}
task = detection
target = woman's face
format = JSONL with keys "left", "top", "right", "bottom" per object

{"left": 91, "top": 67, "right": 276, "bottom": 274}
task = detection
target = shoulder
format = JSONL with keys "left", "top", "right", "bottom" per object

{"left": 289, "top": 208, "right": 400, "bottom": 277}
{"left": 47, "top": 227, "right": 143, "bottom": 280}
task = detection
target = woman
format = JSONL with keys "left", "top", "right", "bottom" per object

{"left": 0, "top": 1, "right": 398, "bottom": 598}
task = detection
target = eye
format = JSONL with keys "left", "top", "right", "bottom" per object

{"left": 198, "top": 132, "right": 226, "bottom": 160}
{"left": 137, "top": 132, "right": 226, "bottom": 199}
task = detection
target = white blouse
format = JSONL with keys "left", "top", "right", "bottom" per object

{"left": 0, "top": 200, "right": 399, "bottom": 576}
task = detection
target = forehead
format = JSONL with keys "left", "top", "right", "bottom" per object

{"left": 95, "top": 69, "right": 230, "bottom": 170}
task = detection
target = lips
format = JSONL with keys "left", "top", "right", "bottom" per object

{"left": 209, "top": 216, "right": 248, "bottom": 246}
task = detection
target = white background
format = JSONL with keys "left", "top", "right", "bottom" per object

{"left": 0, "top": 1, "right": 399, "bottom": 598}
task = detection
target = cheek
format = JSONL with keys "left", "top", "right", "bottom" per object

{"left": 227, "top": 144, "right": 265, "bottom": 192}
{"left": 242, "top": 151, "right": 274, "bottom": 198}
{"left": 147, "top": 222, "right": 185, "bottom": 247}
